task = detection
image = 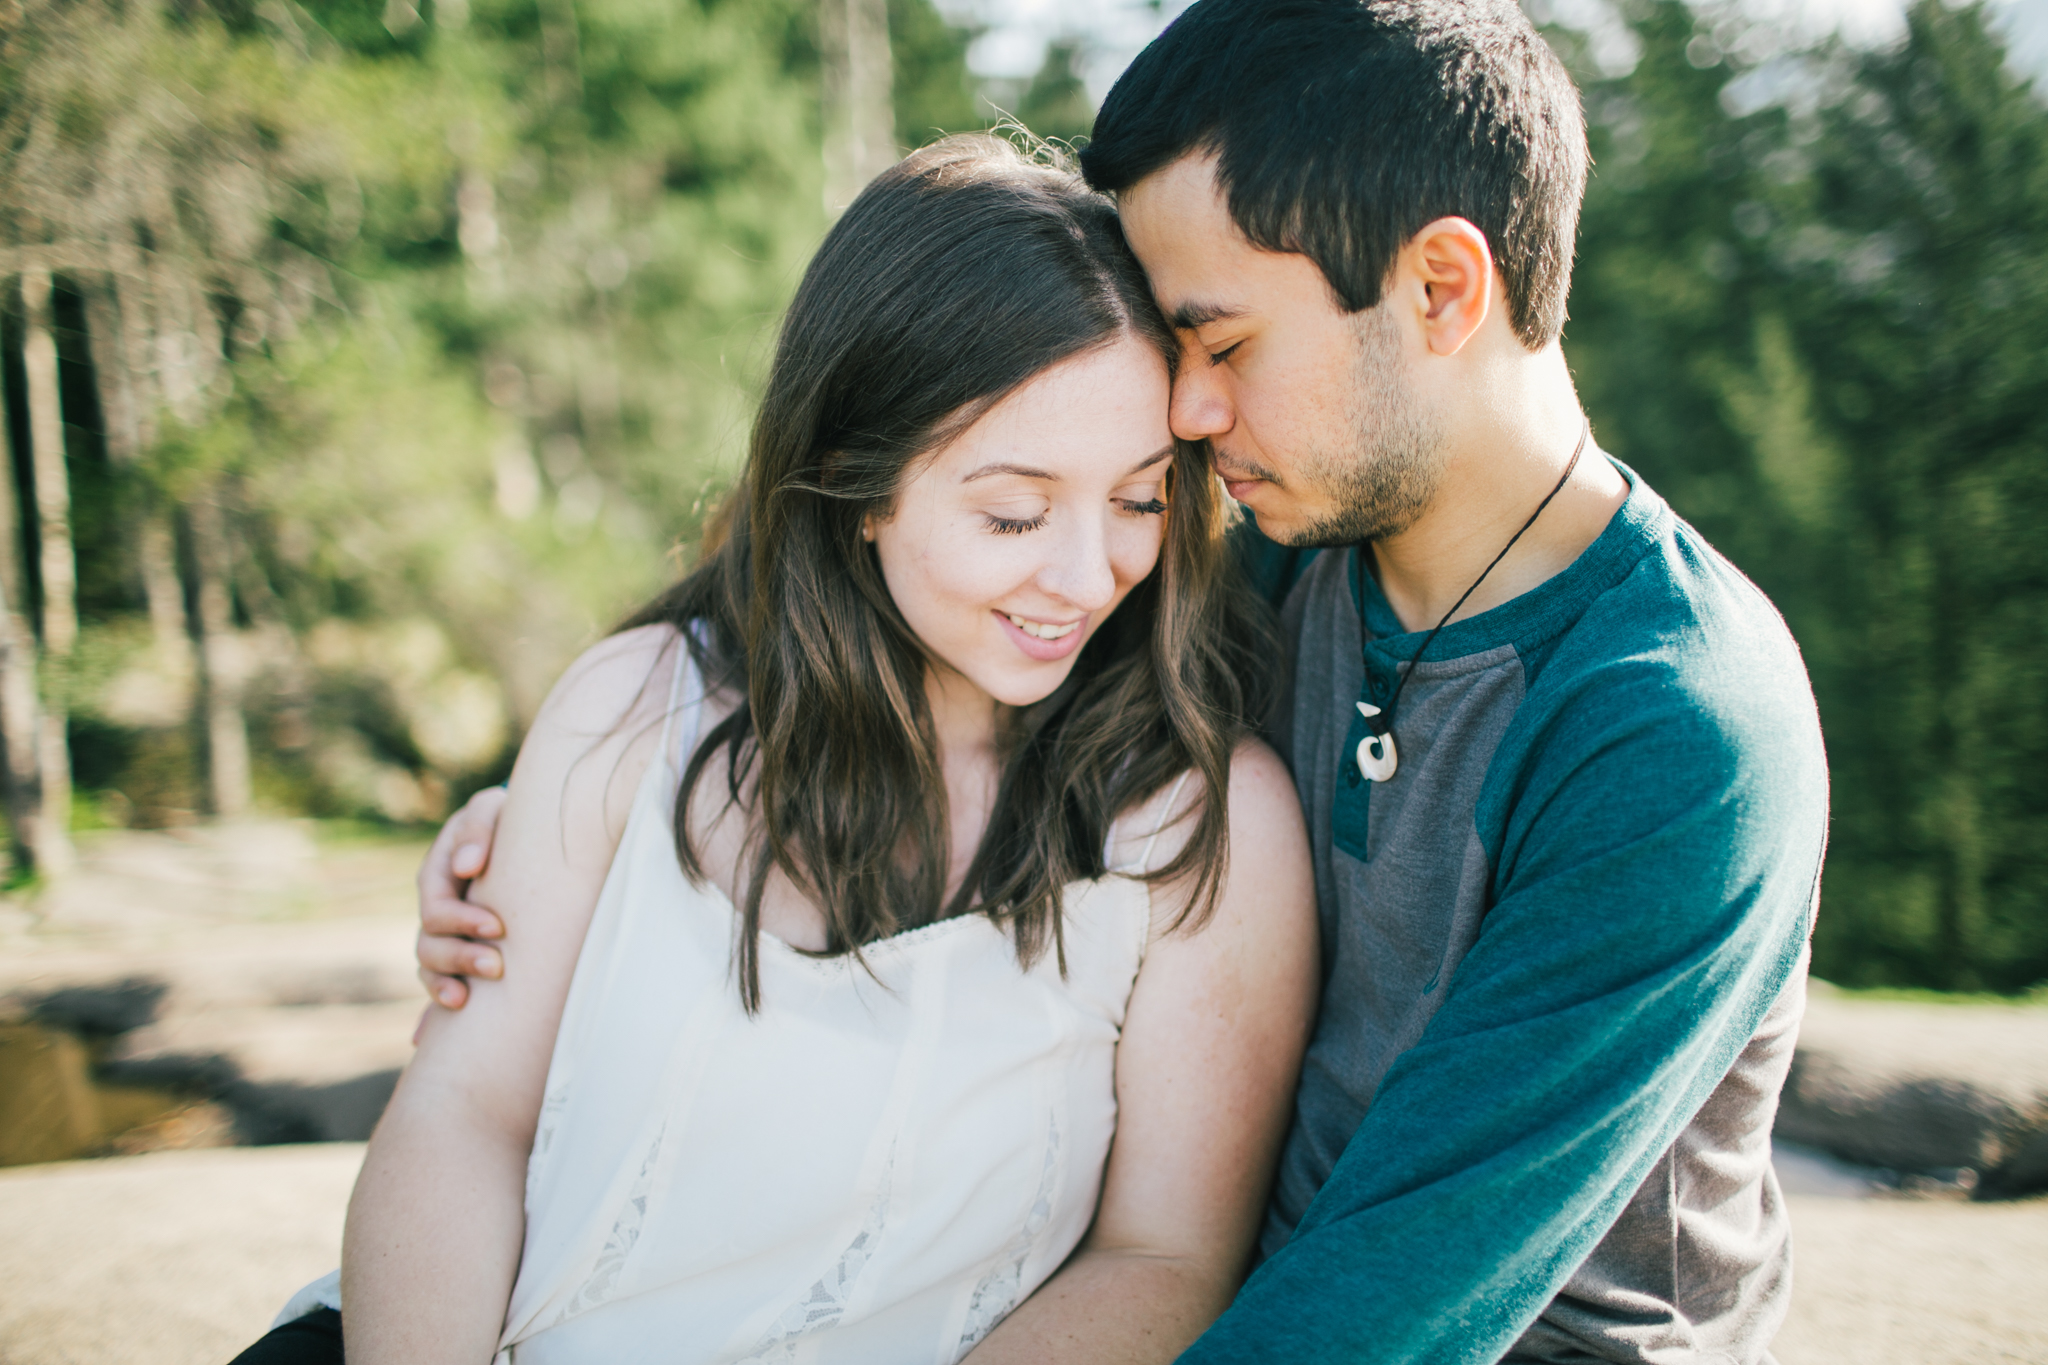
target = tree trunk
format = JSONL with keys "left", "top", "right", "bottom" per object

{"left": 187, "top": 488, "right": 250, "bottom": 819}
{"left": 136, "top": 513, "right": 186, "bottom": 662}
{"left": 82, "top": 280, "right": 138, "bottom": 464}
{"left": 19, "top": 269, "right": 76, "bottom": 874}
{"left": 0, "top": 306, "right": 51, "bottom": 878}
{"left": 89, "top": 273, "right": 187, "bottom": 660}
{"left": 21, "top": 271, "right": 77, "bottom": 657}
{"left": 0, "top": 593, "right": 49, "bottom": 877}
{"left": 820, "top": 0, "right": 895, "bottom": 213}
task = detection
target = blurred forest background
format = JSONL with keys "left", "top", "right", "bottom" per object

{"left": 0, "top": 0, "right": 2041, "bottom": 994}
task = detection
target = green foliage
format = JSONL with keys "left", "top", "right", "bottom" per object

{"left": 36, "top": 0, "right": 2037, "bottom": 998}
{"left": 1565, "top": 1, "right": 2048, "bottom": 991}
{"left": 972, "top": 36, "right": 1094, "bottom": 150}
{"left": 890, "top": 0, "right": 981, "bottom": 147}
{"left": 2, "top": 0, "right": 1003, "bottom": 829}
{"left": 1015, "top": 38, "right": 1094, "bottom": 147}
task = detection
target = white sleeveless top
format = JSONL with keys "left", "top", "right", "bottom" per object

{"left": 493, "top": 646, "right": 1176, "bottom": 1363}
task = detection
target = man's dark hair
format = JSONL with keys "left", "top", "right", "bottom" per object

{"left": 1080, "top": 0, "right": 1588, "bottom": 348}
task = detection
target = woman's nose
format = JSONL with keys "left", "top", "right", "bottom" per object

{"left": 1170, "top": 364, "right": 1236, "bottom": 443}
{"left": 1039, "top": 520, "right": 1118, "bottom": 612}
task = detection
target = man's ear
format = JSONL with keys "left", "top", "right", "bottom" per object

{"left": 1394, "top": 217, "right": 1495, "bottom": 358}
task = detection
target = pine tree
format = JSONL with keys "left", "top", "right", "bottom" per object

{"left": 1564, "top": 0, "right": 2048, "bottom": 990}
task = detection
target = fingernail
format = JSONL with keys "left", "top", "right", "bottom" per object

{"left": 453, "top": 844, "right": 484, "bottom": 875}
{"left": 437, "top": 985, "right": 461, "bottom": 1007}
{"left": 474, "top": 953, "right": 502, "bottom": 979}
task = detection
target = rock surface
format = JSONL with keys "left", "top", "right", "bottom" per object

{"left": 3, "top": 822, "right": 2046, "bottom": 1362}
{"left": 0, "top": 1144, "right": 2041, "bottom": 1365}
{"left": 1779, "top": 983, "right": 2048, "bottom": 1195}
{"left": 0, "top": 1144, "right": 360, "bottom": 1365}
{"left": 1771, "top": 1192, "right": 2048, "bottom": 1364}
{"left": 0, "top": 823, "right": 425, "bottom": 1161}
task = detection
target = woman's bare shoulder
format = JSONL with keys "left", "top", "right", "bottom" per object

{"left": 1114, "top": 739, "right": 1300, "bottom": 868}
{"left": 539, "top": 622, "right": 686, "bottom": 734}
{"left": 484, "top": 623, "right": 688, "bottom": 877}
{"left": 1219, "top": 739, "right": 1307, "bottom": 858}
{"left": 411, "top": 625, "right": 697, "bottom": 1103}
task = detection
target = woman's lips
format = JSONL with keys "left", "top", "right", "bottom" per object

{"left": 995, "top": 610, "right": 1088, "bottom": 662}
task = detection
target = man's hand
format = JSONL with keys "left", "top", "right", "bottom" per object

{"left": 415, "top": 785, "right": 510, "bottom": 1012}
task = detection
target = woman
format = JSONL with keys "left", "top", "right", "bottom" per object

{"left": 243, "top": 135, "right": 1317, "bottom": 1364}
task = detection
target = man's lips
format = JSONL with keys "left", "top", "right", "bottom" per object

{"left": 1211, "top": 459, "right": 1271, "bottom": 503}
{"left": 1219, "top": 471, "right": 1268, "bottom": 502}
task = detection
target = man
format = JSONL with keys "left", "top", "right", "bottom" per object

{"left": 416, "top": 2, "right": 1828, "bottom": 1360}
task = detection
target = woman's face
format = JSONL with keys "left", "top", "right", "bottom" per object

{"left": 867, "top": 334, "right": 1174, "bottom": 710}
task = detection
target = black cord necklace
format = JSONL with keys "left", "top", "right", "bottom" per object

{"left": 1353, "top": 421, "right": 1590, "bottom": 783}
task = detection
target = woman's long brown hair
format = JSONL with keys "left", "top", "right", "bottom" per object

{"left": 624, "top": 135, "right": 1278, "bottom": 1009}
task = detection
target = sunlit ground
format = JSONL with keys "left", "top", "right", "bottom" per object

{"left": 0, "top": 821, "right": 427, "bottom": 1168}
{"left": 0, "top": 821, "right": 2043, "bottom": 1364}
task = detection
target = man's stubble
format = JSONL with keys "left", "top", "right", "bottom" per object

{"left": 1271, "top": 301, "right": 1447, "bottom": 550}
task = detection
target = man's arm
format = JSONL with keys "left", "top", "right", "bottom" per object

{"left": 1178, "top": 661, "right": 1827, "bottom": 1365}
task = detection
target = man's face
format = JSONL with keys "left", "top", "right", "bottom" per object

{"left": 1120, "top": 154, "right": 1446, "bottom": 547}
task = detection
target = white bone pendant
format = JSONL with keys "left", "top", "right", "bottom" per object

{"left": 1355, "top": 701, "right": 1399, "bottom": 782}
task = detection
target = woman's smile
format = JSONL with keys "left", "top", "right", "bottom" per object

{"left": 997, "top": 609, "right": 1089, "bottom": 660}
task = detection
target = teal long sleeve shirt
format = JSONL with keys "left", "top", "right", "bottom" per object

{"left": 1184, "top": 461, "right": 1828, "bottom": 1363}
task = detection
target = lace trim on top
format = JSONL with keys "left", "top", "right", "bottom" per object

{"left": 526, "top": 1083, "right": 569, "bottom": 1207}
{"left": 735, "top": 1149, "right": 897, "bottom": 1363}
{"left": 549, "top": 1122, "right": 667, "bottom": 1328}
{"left": 956, "top": 1114, "right": 1061, "bottom": 1351}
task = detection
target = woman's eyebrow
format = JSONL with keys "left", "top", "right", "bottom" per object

{"left": 1122, "top": 445, "right": 1175, "bottom": 477}
{"left": 962, "top": 445, "right": 1174, "bottom": 485}
{"left": 962, "top": 461, "right": 1058, "bottom": 483}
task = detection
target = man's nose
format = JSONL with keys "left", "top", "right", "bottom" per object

{"left": 1170, "top": 361, "right": 1236, "bottom": 443}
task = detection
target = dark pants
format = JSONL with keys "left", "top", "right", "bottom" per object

{"left": 228, "top": 1308, "right": 345, "bottom": 1364}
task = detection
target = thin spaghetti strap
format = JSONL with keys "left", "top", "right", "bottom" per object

{"left": 655, "top": 628, "right": 696, "bottom": 768}
{"left": 1133, "top": 770, "right": 1194, "bottom": 875}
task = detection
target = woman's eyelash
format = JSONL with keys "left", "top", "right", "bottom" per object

{"left": 984, "top": 498, "right": 1164, "bottom": 532}
{"left": 1208, "top": 342, "right": 1242, "bottom": 367}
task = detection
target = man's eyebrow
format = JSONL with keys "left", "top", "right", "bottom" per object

{"left": 1170, "top": 301, "right": 1247, "bottom": 331}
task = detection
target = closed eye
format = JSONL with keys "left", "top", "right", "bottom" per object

{"left": 1118, "top": 498, "right": 1168, "bottom": 516}
{"left": 1208, "top": 341, "right": 1243, "bottom": 367}
{"left": 984, "top": 511, "right": 1049, "bottom": 535}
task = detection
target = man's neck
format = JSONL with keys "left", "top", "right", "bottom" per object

{"left": 1370, "top": 350, "right": 1625, "bottom": 634}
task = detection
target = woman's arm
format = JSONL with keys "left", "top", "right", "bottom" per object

{"left": 340, "top": 626, "right": 682, "bottom": 1365}
{"left": 964, "top": 740, "right": 1319, "bottom": 1363}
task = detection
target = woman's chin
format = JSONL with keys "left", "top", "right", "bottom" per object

{"left": 971, "top": 658, "right": 1082, "bottom": 711}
